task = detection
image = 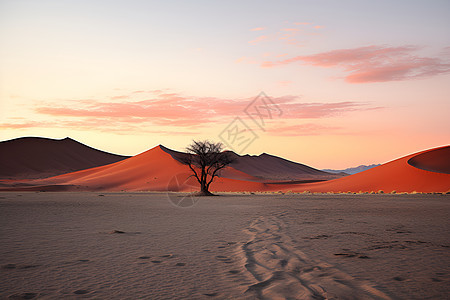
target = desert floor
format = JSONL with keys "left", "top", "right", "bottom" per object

{"left": 0, "top": 192, "right": 448, "bottom": 299}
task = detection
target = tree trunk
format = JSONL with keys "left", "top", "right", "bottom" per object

{"left": 201, "top": 182, "right": 207, "bottom": 193}
{"left": 198, "top": 167, "right": 212, "bottom": 196}
{"left": 197, "top": 168, "right": 213, "bottom": 196}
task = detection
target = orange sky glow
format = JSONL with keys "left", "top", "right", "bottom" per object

{"left": 0, "top": 0, "right": 449, "bottom": 169}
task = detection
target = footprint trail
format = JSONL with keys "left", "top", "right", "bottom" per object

{"left": 236, "top": 213, "right": 391, "bottom": 300}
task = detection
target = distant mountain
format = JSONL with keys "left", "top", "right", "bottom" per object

{"left": 322, "top": 164, "right": 381, "bottom": 175}
{"left": 227, "top": 152, "right": 343, "bottom": 181}
{"left": 0, "top": 137, "right": 129, "bottom": 179}
{"left": 161, "top": 146, "right": 342, "bottom": 181}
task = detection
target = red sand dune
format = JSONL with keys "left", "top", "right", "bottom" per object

{"left": 25, "top": 145, "right": 266, "bottom": 192}
{"left": 0, "top": 139, "right": 448, "bottom": 193}
{"left": 0, "top": 137, "right": 129, "bottom": 179}
{"left": 270, "top": 146, "right": 450, "bottom": 193}
{"left": 0, "top": 140, "right": 332, "bottom": 192}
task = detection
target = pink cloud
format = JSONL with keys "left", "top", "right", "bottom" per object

{"left": 34, "top": 93, "right": 376, "bottom": 124}
{"left": 0, "top": 93, "right": 379, "bottom": 135}
{"left": 0, "top": 121, "right": 49, "bottom": 129}
{"left": 277, "top": 80, "right": 292, "bottom": 87}
{"left": 0, "top": 119, "right": 199, "bottom": 136}
{"left": 35, "top": 94, "right": 242, "bottom": 127}
{"left": 262, "top": 45, "right": 450, "bottom": 83}
{"left": 2, "top": 92, "right": 380, "bottom": 140}
{"left": 274, "top": 96, "right": 381, "bottom": 118}
{"left": 250, "top": 27, "right": 265, "bottom": 31}
{"left": 248, "top": 35, "right": 269, "bottom": 44}
{"left": 111, "top": 95, "right": 129, "bottom": 100}
{"left": 235, "top": 56, "right": 259, "bottom": 64}
{"left": 294, "top": 22, "right": 311, "bottom": 25}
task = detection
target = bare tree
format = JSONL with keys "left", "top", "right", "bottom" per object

{"left": 180, "top": 140, "right": 234, "bottom": 196}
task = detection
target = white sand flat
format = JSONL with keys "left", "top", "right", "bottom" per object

{"left": 0, "top": 192, "right": 448, "bottom": 299}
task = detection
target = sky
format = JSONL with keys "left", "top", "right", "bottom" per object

{"left": 0, "top": 0, "right": 449, "bottom": 169}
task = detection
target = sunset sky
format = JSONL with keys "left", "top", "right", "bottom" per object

{"left": 1, "top": 0, "right": 449, "bottom": 169}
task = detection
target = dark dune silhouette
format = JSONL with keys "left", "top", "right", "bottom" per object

{"left": 0, "top": 137, "right": 129, "bottom": 179}
{"left": 407, "top": 146, "right": 450, "bottom": 174}
{"left": 227, "top": 152, "right": 341, "bottom": 181}
{"left": 160, "top": 145, "right": 340, "bottom": 181}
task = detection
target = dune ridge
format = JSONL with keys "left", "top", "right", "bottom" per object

{"left": 278, "top": 146, "right": 450, "bottom": 193}
{"left": 0, "top": 138, "right": 448, "bottom": 193}
{"left": 407, "top": 146, "right": 450, "bottom": 174}
{"left": 20, "top": 145, "right": 267, "bottom": 192}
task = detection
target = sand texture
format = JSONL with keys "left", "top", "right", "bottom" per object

{"left": 1, "top": 192, "right": 448, "bottom": 299}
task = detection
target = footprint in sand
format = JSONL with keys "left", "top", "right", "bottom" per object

{"left": 334, "top": 252, "right": 357, "bottom": 258}
{"left": 73, "top": 290, "right": 89, "bottom": 295}
{"left": 203, "top": 292, "right": 218, "bottom": 297}
{"left": 228, "top": 270, "right": 240, "bottom": 274}
{"left": 2, "top": 264, "right": 16, "bottom": 269}
{"left": 20, "top": 265, "right": 40, "bottom": 269}
{"left": 218, "top": 241, "right": 237, "bottom": 249}
{"left": 386, "top": 225, "right": 412, "bottom": 234}
{"left": 303, "top": 234, "right": 331, "bottom": 240}
{"left": 141, "top": 254, "right": 176, "bottom": 264}
{"left": 334, "top": 250, "right": 370, "bottom": 259}
{"left": 3, "top": 264, "right": 41, "bottom": 270}
{"left": 176, "top": 262, "right": 186, "bottom": 266}
{"left": 238, "top": 215, "right": 389, "bottom": 300}
{"left": 8, "top": 292, "right": 39, "bottom": 299}
{"left": 215, "top": 255, "right": 233, "bottom": 264}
